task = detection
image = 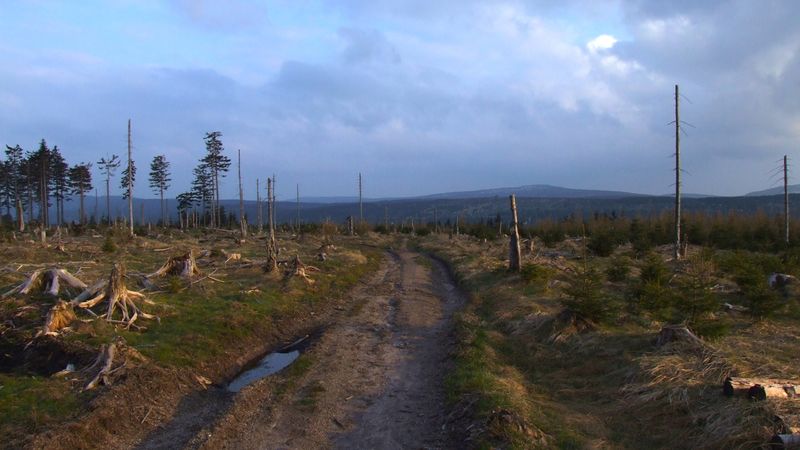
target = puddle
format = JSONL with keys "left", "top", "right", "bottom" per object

{"left": 226, "top": 329, "right": 322, "bottom": 393}
{"left": 227, "top": 350, "right": 300, "bottom": 392}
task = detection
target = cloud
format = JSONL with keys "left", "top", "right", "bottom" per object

{"left": 587, "top": 34, "right": 617, "bottom": 53}
{"left": 2, "top": 0, "right": 800, "bottom": 199}
{"left": 339, "top": 28, "right": 402, "bottom": 65}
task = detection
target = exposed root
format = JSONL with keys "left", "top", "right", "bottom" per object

{"left": 284, "top": 255, "right": 320, "bottom": 284}
{"left": 73, "top": 263, "right": 157, "bottom": 329}
{"left": 82, "top": 339, "right": 147, "bottom": 391}
{"left": 3, "top": 268, "right": 87, "bottom": 298}
{"left": 148, "top": 251, "right": 200, "bottom": 278}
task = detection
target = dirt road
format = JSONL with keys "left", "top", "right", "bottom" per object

{"left": 138, "top": 248, "right": 464, "bottom": 449}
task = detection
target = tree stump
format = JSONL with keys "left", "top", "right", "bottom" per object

{"left": 656, "top": 324, "right": 704, "bottom": 348}
{"left": 73, "top": 263, "right": 156, "bottom": 329}
{"left": 41, "top": 300, "right": 76, "bottom": 335}
{"left": 148, "top": 251, "right": 200, "bottom": 278}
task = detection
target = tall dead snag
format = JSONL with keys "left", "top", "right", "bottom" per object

{"left": 148, "top": 252, "right": 200, "bottom": 279}
{"left": 674, "top": 84, "right": 682, "bottom": 260}
{"left": 785, "top": 155, "right": 790, "bottom": 245}
{"left": 509, "top": 194, "right": 522, "bottom": 272}
{"left": 74, "top": 263, "right": 156, "bottom": 329}
{"left": 265, "top": 177, "right": 278, "bottom": 272}
{"left": 2, "top": 268, "right": 87, "bottom": 298}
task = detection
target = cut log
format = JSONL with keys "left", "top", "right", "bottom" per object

{"left": 722, "top": 377, "right": 799, "bottom": 400}
{"left": 656, "top": 324, "right": 704, "bottom": 348}
{"left": 770, "top": 434, "right": 800, "bottom": 449}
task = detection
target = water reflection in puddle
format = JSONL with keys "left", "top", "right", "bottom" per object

{"left": 227, "top": 350, "right": 300, "bottom": 392}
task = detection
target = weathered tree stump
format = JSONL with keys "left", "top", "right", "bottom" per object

{"left": 41, "top": 300, "right": 77, "bottom": 335}
{"left": 656, "top": 324, "right": 704, "bottom": 347}
{"left": 2, "top": 268, "right": 87, "bottom": 298}
{"left": 73, "top": 263, "right": 156, "bottom": 329}
{"left": 284, "top": 255, "right": 320, "bottom": 284}
{"left": 148, "top": 251, "right": 200, "bottom": 278}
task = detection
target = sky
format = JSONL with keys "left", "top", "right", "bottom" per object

{"left": 1, "top": 0, "right": 799, "bottom": 200}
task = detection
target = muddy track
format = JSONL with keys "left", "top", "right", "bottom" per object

{"left": 137, "top": 248, "right": 464, "bottom": 450}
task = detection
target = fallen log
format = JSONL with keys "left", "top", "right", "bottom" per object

{"left": 722, "top": 377, "right": 799, "bottom": 400}
{"left": 770, "top": 433, "right": 800, "bottom": 449}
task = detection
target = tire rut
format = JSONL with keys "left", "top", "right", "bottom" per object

{"left": 142, "top": 249, "right": 464, "bottom": 449}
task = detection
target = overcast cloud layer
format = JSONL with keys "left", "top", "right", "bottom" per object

{"left": 1, "top": 0, "right": 799, "bottom": 199}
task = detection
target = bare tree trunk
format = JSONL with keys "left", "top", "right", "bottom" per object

{"left": 674, "top": 84, "right": 682, "bottom": 260}
{"left": 785, "top": 154, "right": 790, "bottom": 245}
{"left": 296, "top": 183, "right": 300, "bottom": 232}
{"left": 265, "top": 177, "right": 278, "bottom": 272}
{"left": 257, "top": 178, "right": 262, "bottom": 233}
{"left": 358, "top": 172, "right": 363, "bottom": 225}
{"left": 16, "top": 197, "right": 24, "bottom": 232}
{"left": 509, "top": 195, "right": 521, "bottom": 272}
{"left": 238, "top": 149, "right": 246, "bottom": 238}
{"left": 127, "top": 119, "right": 134, "bottom": 236}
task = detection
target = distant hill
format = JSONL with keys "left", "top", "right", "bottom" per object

{"left": 420, "top": 184, "right": 649, "bottom": 200}
{"left": 745, "top": 184, "right": 800, "bottom": 197}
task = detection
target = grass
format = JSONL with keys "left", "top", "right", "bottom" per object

{"left": 0, "top": 374, "right": 82, "bottom": 434}
{"left": 0, "top": 230, "right": 384, "bottom": 439}
{"left": 419, "top": 234, "right": 800, "bottom": 449}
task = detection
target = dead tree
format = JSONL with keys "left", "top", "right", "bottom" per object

{"left": 148, "top": 252, "right": 200, "bottom": 278}
{"left": 786, "top": 155, "right": 790, "bottom": 245}
{"left": 257, "top": 178, "right": 263, "bottom": 233}
{"left": 73, "top": 263, "right": 155, "bottom": 329}
{"left": 265, "top": 177, "right": 278, "bottom": 272}
{"left": 238, "top": 149, "right": 246, "bottom": 239}
{"left": 127, "top": 119, "right": 134, "bottom": 237}
{"left": 508, "top": 195, "right": 522, "bottom": 272}
{"left": 674, "top": 84, "right": 682, "bottom": 260}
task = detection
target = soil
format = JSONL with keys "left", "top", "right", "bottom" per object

{"left": 42, "top": 247, "right": 466, "bottom": 449}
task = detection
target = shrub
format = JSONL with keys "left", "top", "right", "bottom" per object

{"left": 587, "top": 230, "right": 618, "bottom": 257}
{"left": 101, "top": 235, "right": 116, "bottom": 253}
{"left": 640, "top": 253, "right": 670, "bottom": 285}
{"left": 743, "top": 284, "right": 783, "bottom": 318}
{"left": 606, "top": 257, "right": 631, "bottom": 282}
{"left": 520, "top": 263, "right": 555, "bottom": 289}
{"left": 672, "top": 254, "right": 719, "bottom": 324}
{"left": 562, "top": 267, "right": 614, "bottom": 322}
